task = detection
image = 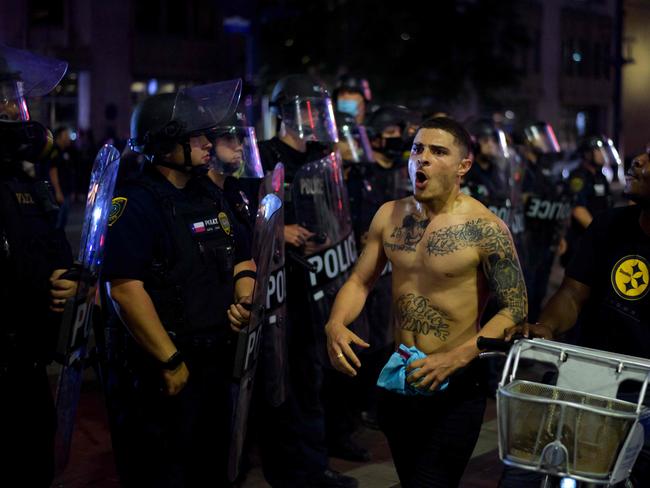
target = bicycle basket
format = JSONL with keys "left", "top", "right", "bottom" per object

{"left": 499, "top": 380, "right": 638, "bottom": 481}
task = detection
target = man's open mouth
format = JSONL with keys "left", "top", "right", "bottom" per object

{"left": 415, "top": 170, "right": 427, "bottom": 184}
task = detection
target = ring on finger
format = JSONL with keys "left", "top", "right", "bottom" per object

{"left": 336, "top": 353, "right": 344, "bottom": 359}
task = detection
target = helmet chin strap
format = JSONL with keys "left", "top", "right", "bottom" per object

{"left": 151, "top": 138, "right": 208, "bottom": 176}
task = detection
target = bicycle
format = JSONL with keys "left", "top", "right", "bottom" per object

{"left": 477, "top": 337, "right": 650, "bottom": 487}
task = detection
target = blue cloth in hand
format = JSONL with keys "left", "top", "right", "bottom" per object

{"left": 377, "top": 344, "right": 449, "bottom": 396}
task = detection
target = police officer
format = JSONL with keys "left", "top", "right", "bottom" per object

{"left": 366, "top": 104, "right": 411, "bottom": 170}
{"left": 0, "top": 44, "right": 76, "bottom": 487}
{"left": 256, "top": 74, "right": 358, "bottom": 488}
{"left": 518, "top": 122, "right": 572, "bottom": 322}
{"left": 333, "top": 74, "right": 371, "bottom": 125}
{"left": 101, "top": 80, "right": 256, "bottom": 487}
{"left": 562, "top": 135, "right": 615, "bottom": 267}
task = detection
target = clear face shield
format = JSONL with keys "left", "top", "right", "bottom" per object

{"left": 0, "top": 80, "right": 29, "bottom": 121}
{"left": 280, "top": 97, "right": 338, "bottom": 143}
{"left": 476, "top": 128, "right": 510, "bottom": 164}
{"left": 171, "top": 79, "right": 243, "bottom": 135}
{"left": 336, "top": 122, "right": 374, "bottom": 163}
{"left": 0, "top": 43, "right": 68, "bottom": 122}
{"left": 209, "top": 125, "right": 264, "bottom": 178}
{"left": 523, "top": 123, "right": 562, "bottom": 154}
{"left": 593, "top": 137, "right": 624, "bottom": 183}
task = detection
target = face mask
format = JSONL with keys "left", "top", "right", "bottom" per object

{"left": 337, "top": 99, "right": 359, "bottom": 118}
{"left": 383, "top": 137, "right": 403, "bottom": 154}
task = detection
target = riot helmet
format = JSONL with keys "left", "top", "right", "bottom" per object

{"left": 466, "top": 118, "right": 510, "bottom": 164}
{"left": 523, "top": 122, "right": 561, "bottom": 155}
{"left": 129, "top": 79, "right": 242, "bottom": 173}
{"left": 270, "top": 74, "right": 338, "bottom": 143}
{"left": 210, "top": 112, "right": 263, "bottom": 178}
{"left": 577, "top": 135, "right": 623, "bottom": 182}
{"left": 0, "top": 43, "right": 67, "bottom": 162}
{"left": 334, "top": 110, "right": 374, "bottom": 164}
{"left": 333, "top": 74, "right": 371, "bottom": 123}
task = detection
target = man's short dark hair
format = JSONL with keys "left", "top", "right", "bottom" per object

{"left": 418, "top": 117, "right": 471, "bottom": 158}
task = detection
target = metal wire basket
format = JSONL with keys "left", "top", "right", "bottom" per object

{"left": 497, "top": 339, "right": 650, "bottom": 485}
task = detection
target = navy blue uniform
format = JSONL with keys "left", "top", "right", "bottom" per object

{"left": 0, "top": 163, "right": 73, "bottom": 487}
{"left": 521, "top": 162, "right": 572, "bottom": 321}
{"left": 562, "top": 164, "right": 611, "bottom": 267}
{"left": 101, "top": 166, "right": 251, "bottom": 487}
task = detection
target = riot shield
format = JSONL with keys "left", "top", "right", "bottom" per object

{"left": 52, "top": 144, "right": 121, "bottom": 475}
{"left": 228, "top": 164, "right": 284, "bottom": 482}
{"left": 292, "top": 152, "right": 364, "bottom": 363}
{"left": 257, "top": 166, "right": 287, "bottom": 408}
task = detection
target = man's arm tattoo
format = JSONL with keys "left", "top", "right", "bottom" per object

{"left": 425, "top": 219, "right": 527, "bottom": 323}
{"left": 384, "top": 214, "right": 430, "bottom": 253}
{"left": 395, "top": 293, "right": 450, "bottom": 340}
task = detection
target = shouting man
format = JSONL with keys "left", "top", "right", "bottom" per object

{"left": 325, "top": 117, "right": 527, "bottom": 487}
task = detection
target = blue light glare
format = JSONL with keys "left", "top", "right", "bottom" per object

{"left": 147, "top": 79, "right": 158, "bottom": 95}
{"left": 560, "top": 478, "right": 577, "bottom": 488}
{"left": 572, "top": 52, "right": 582, "bottom": 62}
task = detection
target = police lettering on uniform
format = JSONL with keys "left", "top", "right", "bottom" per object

{"left": 100, "top": 79, "right": 256, "bottom": 488}
{"left": 517, "top": 122, "right": 572, "bottom": 321}
{"left": 0, "top": 44, "right": 76, "bottom": 488}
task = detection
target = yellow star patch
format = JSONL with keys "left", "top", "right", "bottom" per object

{"left": 611, "top": 256, "right": 649, "bottom": 300}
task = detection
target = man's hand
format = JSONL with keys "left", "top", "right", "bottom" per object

{"left": 284, "top": 224, "right": 314, "bottom": 247}
{"left": 228, "top": 295, "right": 252, "bottom": 331}
{"left": 406, "top": 347, "right": 474, "bottom": 391}
{"left": 49, "top": 268, "right": 78, "bottom": 312}
{"left": 162, "top": 362, "right": 190, "bottom": 396}
{"left": 504, "top": 322, "right": 553, "bottom": 342}
{"left": 325, "top": 322, "right": 370, "bottom": 377}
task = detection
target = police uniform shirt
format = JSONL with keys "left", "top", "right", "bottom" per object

{"left": 522, "top": 163, "right": 571, "bottom": 250}
{"left": 103, "top": 169, "right": 251, "bottom": 282}
{"left": 0, "top": 165, "right": 73, "bottom": 355}
{"left": 568, "top": 165, "right": 611, "bottom": 222}
{"left": 567, "top": 205, "right": 650, "bottom": 358}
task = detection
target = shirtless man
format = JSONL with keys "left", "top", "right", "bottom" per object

{"left": 325, "top": 117, "right": 527, "bottom": 487}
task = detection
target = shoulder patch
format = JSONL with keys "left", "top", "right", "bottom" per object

{"left": 569, "top": 177, "right": 584, "bottom": 193}
{"left": 218, "top": 211, "right": 231, "bottom": 235}
{"left": 109, "top": 197, "right": 128, "bottom": 226}
{"left": 611, "top": 255, "right": 649, "bottom": 301}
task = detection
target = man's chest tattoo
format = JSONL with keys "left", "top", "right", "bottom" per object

{"left": 384, "top": 214, "right": 430, "bottom": 253}
{"left": 395, "top": 293, "right": 450, "bottom": 340}
{"left": 425, "top": 219, "right": 509, "bottom": 256}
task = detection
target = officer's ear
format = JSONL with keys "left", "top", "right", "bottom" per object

{"left": 457, "top": 155, "right": 472, "bottom": 177}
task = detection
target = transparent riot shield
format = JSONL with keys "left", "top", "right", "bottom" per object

{"left": 292, "top": 152, "right": 365, "bottom": 363}
{"left": 258, "top": 166, "right": 287, "bottom": 408}
{"left": 228, "top": 164, "right": 284, "bottom": 481}
{"left": 52, "top": 144, "right": 121, "bottom": 475}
